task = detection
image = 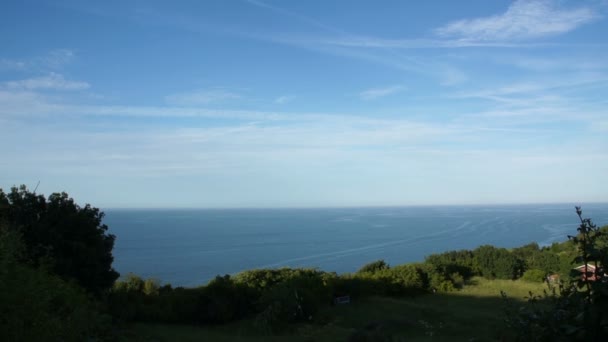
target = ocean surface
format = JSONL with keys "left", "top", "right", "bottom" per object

{"left": 104, "top": 204, "right": 608, "bottom": 287}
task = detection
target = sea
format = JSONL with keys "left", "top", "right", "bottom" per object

{"left": 104, "top": 204, "right": 608, "bottom": 287}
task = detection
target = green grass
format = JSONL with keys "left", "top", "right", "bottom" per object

{"left": 123, "top": 277, "right": 548, "bottom": 341}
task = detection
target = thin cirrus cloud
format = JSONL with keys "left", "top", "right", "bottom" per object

{"left": 0, "top": 49, "right": 75, "bottom": 71}
{"left": 435, "top": 0, "right": 598, "bottom": 41}
{"left": 359, "top": 85, "right": 406, "bottom": 100}
{"left": 4, "top": 72, "right": 90, "bottom": 91}
{"left": 165, "top": 88, "right": 241, "bottom": 106}
{"left": 0, "top": 58, "right": 27, "bottom": 71}
{"left": 274, "top": 95, "right": 295, "bottom": 104}
{"left": 238, "top": 0, "right": 598, "bottom": 53}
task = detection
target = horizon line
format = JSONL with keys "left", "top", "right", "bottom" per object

{"left": 102, "top": 201, "right": 608, "bottom": 211}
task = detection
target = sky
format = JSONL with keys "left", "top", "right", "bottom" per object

{"left": 1, "top": 0, "right": 607, "bottom": 208}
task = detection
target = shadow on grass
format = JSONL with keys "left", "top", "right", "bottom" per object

{"left": 333, "top": 293, "right": 518, "bottom": 341}
{"left": 125, "top": 288, "right": 546, "bottom": 342}
{"left": 464, "top": 278, "right": 480, "bottom": 286}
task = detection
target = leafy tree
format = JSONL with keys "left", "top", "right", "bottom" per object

{"left": 504, "top": 207, "right": 608, "bottom": 341}
{"left": 358, "top": 259, "right": 389, "bottom": 273}
{"left": 425, "top": 249, "right": 476, "bottom": 278}
{"left": 0, "top": 185, "right": 119, "bottom": 294}
{"left": 474, "top": 245, "right": 521, "bottom": 279}
{"left": 513, "top": 242, "right": 561, "bottom": 275}
{"left": 567, "top": 207, "right": 608, "bottom": 339}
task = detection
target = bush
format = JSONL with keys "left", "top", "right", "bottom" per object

{"left": 425, "top": 250, "right": 476, "bottom": 279}
{"left": 329, "top": 274, "right": 382, "bottom": 298}
{"left": 356, "top": 264, "right": 428, "bottom": 296}
{"left": 358, "top": 260, "right": 389, "bottom": 273}
{"left": 202, "top": 275, "right": 257, "bottom": 324}
{"left": 474, "top": 245, "right": 521, "bottom": 279}
{"left": 504, "top": 208, "right": 608, "bottom": 340}
{"left": 0, "top": 229, "right": 111, "bottom": 341}
{"left": 255, "top": 282, "right": 317, "bottom": 332}
{"left": 521, "top": 269, "right": 546, "bottom": 283}
{"left": 143, "top": 278, "right": 161, "bottom": 296}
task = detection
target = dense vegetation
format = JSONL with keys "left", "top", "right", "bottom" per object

{"left": 0, "top": 185, "right": 118, "bottom": 294}
{"left": 0, "top": 185, "right": 116, "bottom": 341}
{"left": 1, "top": 185, "right": 607, "bottom": 341}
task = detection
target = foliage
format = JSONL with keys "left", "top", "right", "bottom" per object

{"left": 568, "top": 207, "right": 608, "bottom": 339}
{"left": 474, "top": 245, "right": 521, "bottom": 279}
{"left": 504, "top": 208, "right": 608, "bottom": 341}
{"left": 109, "top": 270, "right": 332, "bottom": 327}
{"left": 0, "top": 228, "right": 111, "bottom": 341}
{"left": 423, "top": 249, "right": 477, "bottom": 290}
{"left": 203, "top": 275, "right": 258, "bottom": 323}
{"left": 513, "top": 242, "right": 562, "bottom": 276}
{"left": 352, "top": 263, "right": 429, "bottom": 296}
{"left": 0, "top": 185, "right": 119, "bottom": 294}
{"left": 520, "top": 268, "right": 547, "bottom": 283}
{"left": 357, "top": 260, "right": 389, "bottom": 273}
{"left": 108, "top": 265, "right": 434, "bottom": 329}
{"left": 124, "top": 278, "right": 548, "bottom": 341}
{"left": 425, "top": 249, "right": 476, "bottom": 279}
{"left": 255, "top": 282, "right": 317, "bottom": 333}
{"left": 502, "top": 284, "right": 583, "bottom": 341}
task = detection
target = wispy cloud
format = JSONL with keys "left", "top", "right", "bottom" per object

{"left": 247, "top": 35, "right": 470, "bottom": 85}
{"left": 359, "top": 85, "right": 406, "bottom": 100}
{"left": 3, "top": 104, "right": 606, "bottom": 207}
{"left": 0, "top": 59, "right": 27, "bottom": 71}
{"left": 165, "top": 88, "right": 241, "bottom": 106}
{"left": 232, "top": 4, "right": 477, "bottom": 86}
{"left": 595, "top": 120, "right": 608, "bottom": 132}
{"left": 0, "top": 49, "right": 76, "bottom": 72}
{"left": 40, "top": 49, "right": 76, "bottom": 69}
{"left": 274, "top": 95, "right": 295, "bottom": 104}
{"left": 435, "top": 0, "right": 598, "bottom": 41}
{"left": 495, "top": 55, "right": 608, "bottom": 72}
{"left": 4, "top": 72, "right": 90, "bottom": 91}
{"left": 439, "top": 67, "right": 468, "bottom": 86}
{"left": 451, "top": 75, "right": 608, "bottom": 102}
{"left": 2, "top": 78, "right": 606, "bottom": 206}
{"left": 287, "top": 36, "right": 541, "bottom": 49}
{"left": 244, "top": 0, "right": 344, "bottom": 34}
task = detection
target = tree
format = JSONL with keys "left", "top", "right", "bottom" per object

{"left": 567, "top": 206, "right": 608, "bottom": 339}
{"left": 504, "top": 207, "right": 608, "bottom": 341}
{"left": 0, "top": 185, "right": 119, "bottom": 294}
{"left": 358, "top": 259, "right": 389, "bottom": 273}
{"left": 473, "top": 245, "right": 521, "bottom": 279}
{"left": 425, "top": 249, "right": 476, "bottom": 278}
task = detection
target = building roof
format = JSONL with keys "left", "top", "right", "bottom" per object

{"left": 574, "top": 264, "right": 597, "bottom": 271}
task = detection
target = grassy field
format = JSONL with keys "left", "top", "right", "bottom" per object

{"left": 123, "top": 277, "right": 548, "bottom": 341}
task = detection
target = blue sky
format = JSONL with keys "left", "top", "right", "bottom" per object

{"left": 1, "top": 0, "right": 607, "bottom": 208}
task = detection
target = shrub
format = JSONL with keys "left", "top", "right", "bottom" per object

{"left": 425, "top": 250, "right": 476, "bottom": 279}
{"left": 521, "top": 269, "right": 546, "bottom": 283}
{"left": 143, "top": 278, "right": 161, "bottom": 296}
{"left": 0, "top": 229, "right": 111, "bottom": 341}
{"left": 504, "top": 208, "right": 608, "bottom": 340}
{"left": 474, "top": 245, "right": 521, "bottom": 279}
{"left": 255, "top": 282, "right": 317, "bottom": 332}
{"left": 202, "top": 275, "right": 257, "bottom": 324}
{"left": 358, "top": 260, "right": 389, "bottom": 273}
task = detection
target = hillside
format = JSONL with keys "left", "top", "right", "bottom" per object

{"left": 124, "top": 277, "right": 546, "bottom": 341}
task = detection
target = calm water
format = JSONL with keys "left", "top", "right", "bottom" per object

{"left": 104, "top": 204, "right": 608, "bottom": 287}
